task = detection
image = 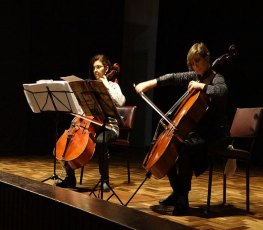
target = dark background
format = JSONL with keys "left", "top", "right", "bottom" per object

{"left": 1, "top": 1, "right": 263, "bottom": 165}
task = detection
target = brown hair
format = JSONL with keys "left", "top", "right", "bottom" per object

{"left": 88, "top": 54, "right": 112, "bottom": 79}
{"left": 187, "top": 42, "right": 210, "bottom": 70}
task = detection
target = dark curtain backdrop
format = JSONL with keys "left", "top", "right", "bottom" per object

{"left": 154, "top": 1, "right": 263, "bottom": 165}
{"left": 1, "top": 1, "right": 124, "bottom": 155}
{"left": 1, "top": 1, "right": 263, "bottom": 165}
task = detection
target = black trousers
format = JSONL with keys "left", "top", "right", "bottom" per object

{"left": 95, "top": 129, "right": 118, "bottom": 181}
{"left": 167, "top": 132, "right": 229, "bottom": 195}
{"left": 167, "top": 137, "right": 204, "bottom": 195}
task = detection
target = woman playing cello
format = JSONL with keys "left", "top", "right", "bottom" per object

{"left": 135, "top": 42, "right": 230, "bottom": 215}
{"left": 56, "top": 54, "right": 126, "bottom": 190}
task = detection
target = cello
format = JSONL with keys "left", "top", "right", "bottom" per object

{"left": 142, "top": 89, "right": 209, "bottom": 179}
{"left": 140, "top": 44, "right": 237, "bottom": 179}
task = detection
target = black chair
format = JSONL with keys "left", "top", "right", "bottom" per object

{"left": 79, "top": 105, "right": 137, "bottom": 184}
{"left": 207, "top": 107, "right": 263, "bottom": 212}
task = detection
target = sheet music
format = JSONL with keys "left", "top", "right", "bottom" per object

{"left": 62, "top": 76, "right": 123, "bottom": 125}
{"left": 23, "top": 79, "right": 83, "bottom": 114}
{"left": 68, "top": 80, "right": 104, "bottom": 118}
{"left": 88, "top": 80, "right": 121, "bottom": 119}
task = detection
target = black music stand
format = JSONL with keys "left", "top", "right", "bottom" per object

{"left": 63, "top": 76, "right": 124, "bottom": 204}
{"left": 23, "top": 79, "right": 83, "bottom": 184}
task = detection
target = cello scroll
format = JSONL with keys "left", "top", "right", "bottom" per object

{"left": 212, "top": 44, "right": 238, "bottom": 69}
{"left": 107, "top": 63, "right": 120, "bottom": 82}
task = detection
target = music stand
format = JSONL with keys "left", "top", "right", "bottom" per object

{"left": 23, "top": 79, "right": 83, "bottom": 183}
{"left": 62, "top": 76, "right": 124, "bottom": 204}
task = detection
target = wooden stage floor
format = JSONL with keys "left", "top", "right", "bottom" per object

{"left": 1, "top": 150, "right": 263, "bottom": 229}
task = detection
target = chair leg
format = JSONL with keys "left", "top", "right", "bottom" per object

{"left": 127, "top": 158, "right": 130, "bottom": 184}
{"left": 80, "top": 166, "right": 84, "bottom": 185}
{"left": 223, "top": 174, "right": 226, "bottom": 205}
{"left": 246, "top": 164, "right": 250, "bottom": 212}
{"left": 207, "top": 159, "right": 214, "bottom": 213}
{"left": 125, "top": 148, "right": 130, "bottom": 183}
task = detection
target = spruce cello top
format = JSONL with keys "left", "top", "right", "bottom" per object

{"left": 55, "top": 116, "right": 97, "bottom": 169}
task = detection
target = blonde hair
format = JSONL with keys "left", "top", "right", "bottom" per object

{"left": 187, "top": 42, "right": 210, "bottom": 70}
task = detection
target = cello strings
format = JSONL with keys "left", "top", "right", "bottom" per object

{"left": 70, "top": 113, "right": 114, "bottom": 131}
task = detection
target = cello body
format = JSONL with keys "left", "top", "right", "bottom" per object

{"left": 55, "top": 116, "right": 97, "bottom": 169}
{"left": 143, "top": 90, "right": 209, "bottom": 179}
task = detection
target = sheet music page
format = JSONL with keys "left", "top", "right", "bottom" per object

{"left": 87, "top": 80, "right": 119, "bottom": 117}
{"left": 68, "top": 80, "right": 105, "bottom": 118}
{"left": 87, "top": 80, "right": 123, "bottom": 125}
{"left": 62, "top": 77, "right": 123, "bottom": 124}
{"left": 23, "top": 80, "right": 83, "bottom": 114}
{"left": 60, "top": 75, "right": 84, "bottom": 82}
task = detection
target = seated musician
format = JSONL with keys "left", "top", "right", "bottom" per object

{"left": 56, "top": 54, "right": 126, "bottom": 191}
{"left": 135, "top": 42, "right": 230, "bottom": 215}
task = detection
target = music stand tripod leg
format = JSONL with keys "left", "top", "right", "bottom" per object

{"left": 41, "top": 112, "right": 62, "bottom": 183}
{"left": 41, "top": 87, "right": 62, "bottom": 182}
{"left": 89, "top": 179, "right": 101, "bottom": 198}
{"left": 106, "top": 182, "right": 124, "bottom": 205}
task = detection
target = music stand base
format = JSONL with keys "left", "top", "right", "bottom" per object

{"left": 89, "top": 178, "right": 124, "bottom": 205}
{"left": 41, "top": 174, "right": 62, "bottom": 183}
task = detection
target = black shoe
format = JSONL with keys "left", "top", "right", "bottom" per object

{"left": 56, "top": 175, "right": 76, "bottom": 188}
{"left": 172, "top": 195, "right": 189, "bottom": 216}
{"left": 102, "top": 182, "right": 110, "bottom": 192}
{"left": 159, "top": 192, "right": 177, "bottom": 206}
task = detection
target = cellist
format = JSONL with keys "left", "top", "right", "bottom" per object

{"left": 56, "top": 54, "right": 126, "bottom": 191}
{"left": 135, "top": 42, "right": 230, "bottom": 215}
